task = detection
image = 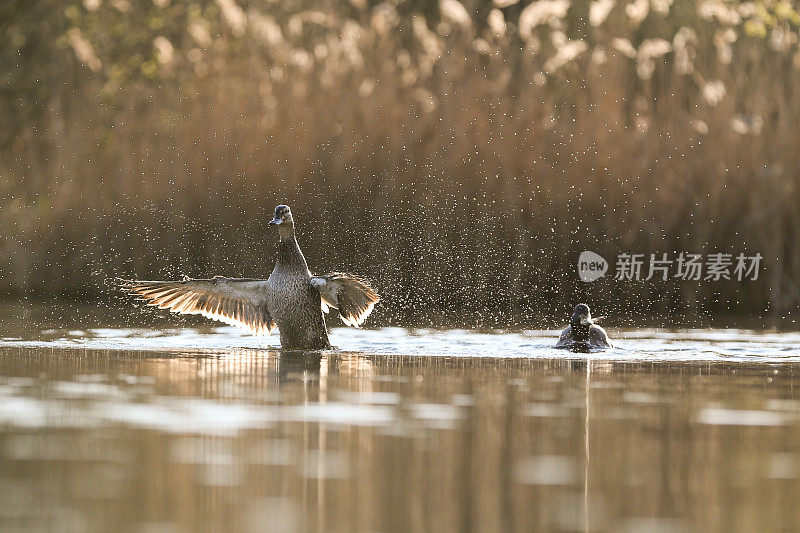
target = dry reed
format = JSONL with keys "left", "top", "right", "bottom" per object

{"left": 1, "top": 0, "right": 799, "bottom": 326}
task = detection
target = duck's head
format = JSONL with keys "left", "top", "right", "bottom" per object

{"left": 268, "top": 205, "right": 293, "bottom": 227}
{"left": 571, "top": 304, "right": 592, "bottom": 325}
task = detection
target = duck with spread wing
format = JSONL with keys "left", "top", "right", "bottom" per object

{"left": 121, "top": 205, "right": 379, "bottom": 350}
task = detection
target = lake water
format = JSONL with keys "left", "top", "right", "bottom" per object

{"left": 2, "top": 316, "right": 800, "bottom": 532}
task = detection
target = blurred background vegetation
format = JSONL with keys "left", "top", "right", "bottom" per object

{"left": 1, "top": 0, "right": 799, "bottom": 327}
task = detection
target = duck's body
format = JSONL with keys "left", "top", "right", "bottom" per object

{"left": 556, "top": 304, "right": 612, "bottom": 351}
{"left": 555, "top": 323, "right": 612, "bottom": 350}
{"left": 267, "top": 232, "right": 330, "bottom": 349}
{"left": 121, "top": 205, "right": 378, "bottom": 350}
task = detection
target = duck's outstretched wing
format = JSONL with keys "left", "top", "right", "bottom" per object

{"left": 120, "top": 277, "right": 274, "bottom": 335}
{"left": 309, "top": 272, "right": 379, "bottom": 327}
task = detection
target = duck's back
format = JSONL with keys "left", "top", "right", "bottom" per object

{"left": 267, "top": 239, "right": 330, "bottom": 349}
{"left": 556, "top": 324, "right": 612, "bottom": 350}
{"left": 588, "top": 324, "right": 612, "bottom": 348}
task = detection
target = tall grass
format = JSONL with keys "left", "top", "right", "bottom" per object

{"left": 1, "top": 0, "right": 799, "bottom": 326}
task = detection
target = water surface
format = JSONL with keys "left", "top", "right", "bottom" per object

{"left": 1, "top": 322, "right": 800, "bottom": 532}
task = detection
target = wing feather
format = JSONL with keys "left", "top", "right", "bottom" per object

{"left": 310, "top": 272, "right": 379, "bottom": 327}
{"left": 120, "top": 277, "right": 274, "bottom": 335}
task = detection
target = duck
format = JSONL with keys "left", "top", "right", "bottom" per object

{"left": 555, "top": 304, "right": 612, "bottom": 350}
{"left": 121, "top": 205, "right": 379, "bottom": 350}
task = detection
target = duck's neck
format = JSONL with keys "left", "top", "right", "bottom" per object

{"left": 571, "top": 320, "right": 590, "bottom": 342}
{"left": 277, "top": 224, "right": 295, "bottom": 242}
{"left": 275, "top": 225, "right": 309, "bottom": 270}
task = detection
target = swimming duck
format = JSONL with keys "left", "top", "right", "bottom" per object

{"left": 121, "top": 205, "right": 379, "bottom": 350}
{"left": 555, "top": 304, "right": 612, "bottom": 350}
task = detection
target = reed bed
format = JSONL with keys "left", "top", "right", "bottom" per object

{"left": 1, "top": 0, "right": 799, "bottom": 326}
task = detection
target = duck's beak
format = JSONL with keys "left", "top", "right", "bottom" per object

{"left": 268, "top": 217, "right": 282, "bottom": 226}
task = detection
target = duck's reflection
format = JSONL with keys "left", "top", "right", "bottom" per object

{"left": 276, "top": 351, "right": 322, "bottom": 384}
{"left": 192, "top": 349, "right": 376, "bottom": 390}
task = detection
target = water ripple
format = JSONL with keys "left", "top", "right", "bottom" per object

{"left": 1, "top": 326, "right": 798, "bottom": 363}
